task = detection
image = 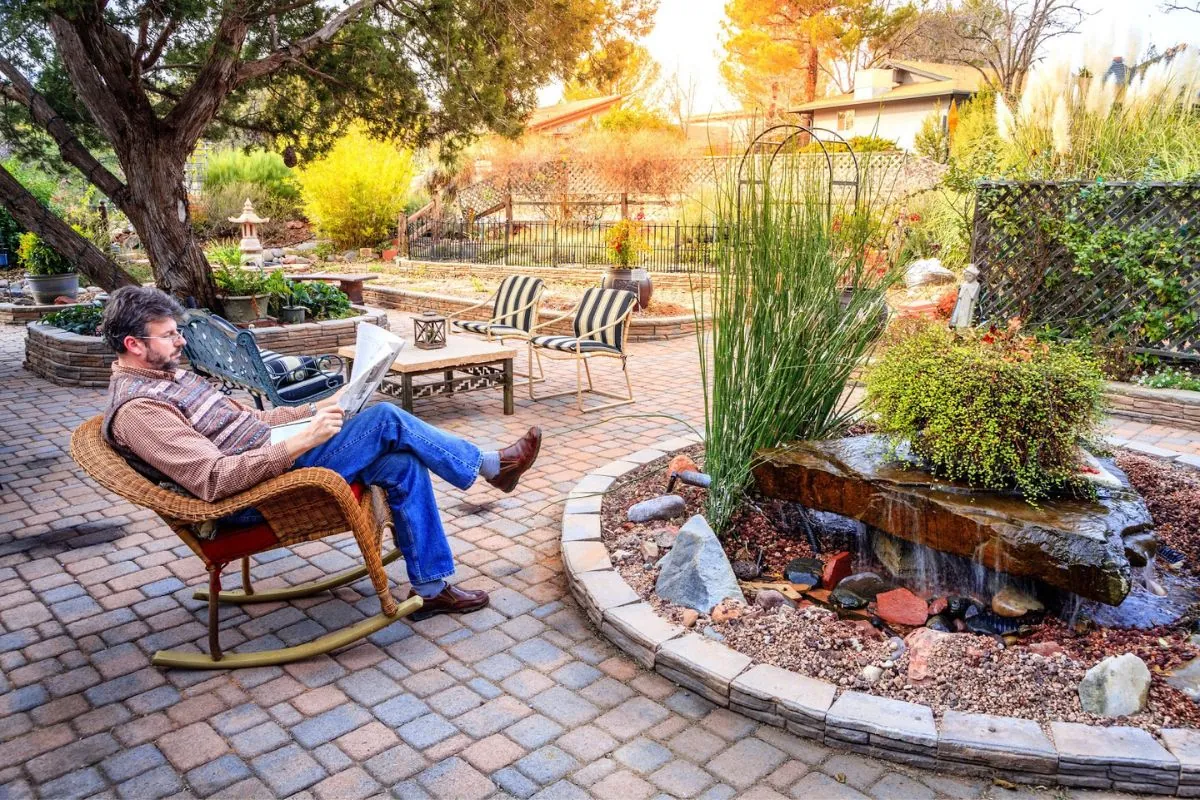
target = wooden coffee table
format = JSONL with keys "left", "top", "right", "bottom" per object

{"left": 338, "top": 335, "right": 518, "bottom": 415}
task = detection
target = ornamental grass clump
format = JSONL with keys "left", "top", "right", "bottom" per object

{"left": 865, "top": 321, "right": 1106, "bottom": 501}
{"left": 697, "top": 152, "right": 901, "bottom": 533}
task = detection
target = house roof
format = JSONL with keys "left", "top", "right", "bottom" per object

{"left": 526, "top": 94, "right": 624, "bottom": 133}
{"left": 791, "top": 60, "right": 990, "bottom": 112}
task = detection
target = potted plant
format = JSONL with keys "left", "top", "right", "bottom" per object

{"left": 602, "top": 219, "right": 653, "bottom": 310}
{"left": 18, "top": 232, "right": 78, "bottom": 304}
{"left": 213, "top": 265, "right": 271, "bottom": 323}
{"left": 264, "top": 270, "right": 309, "bottom": 324}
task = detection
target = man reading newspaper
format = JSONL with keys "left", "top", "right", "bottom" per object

{"left": 100, "top": 286, "right": 541, "bottom": 619}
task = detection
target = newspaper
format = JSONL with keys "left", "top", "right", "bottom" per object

{"left": 269, "top": 322, "right": 405, "bottom": 444}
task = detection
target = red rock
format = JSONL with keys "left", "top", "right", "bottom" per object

{"left": 905, "top": 627, "right": 951, "bottom": 683}
{"left": 876, "top": 588, "right": 929, "bottom": 627}
{"left": 1028, "top": 641, "right": 1065, "bottom": 657}
{"left": 53, "top": 296, "right": 74, "bottom": 304}
{"left": 681, "top": 609, "right": 698, "bottom": 628}
{"left": 822, "top": 552, "right": 852, "bottom": 589}
{"left": 852, "top": 619, "right": 883, "bottom": 640}
{"left": 666, "top": 454, "right": 699, "bottom": 482}
{"left": 928, "top": 596, "right": 949, "bottom": 616}
{"left": 805, "top": 589, "right": 832, "bottom": 605}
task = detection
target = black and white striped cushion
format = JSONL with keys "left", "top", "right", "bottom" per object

{"left": 260, "top": 350, "right": 319, "bottom": 386}
{"left": 453, "top": 320, "right": 524, "bottom": 337}
{"left": 572, "top": 287, "right": 637, "bottom": 351}
{"left": 530, "top": 335, "right": 621, "bottom": 354}
{"left": 492, "top": 275, "right": 544, "bottom": 333}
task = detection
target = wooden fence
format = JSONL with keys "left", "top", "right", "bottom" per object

{"left": 971, "top": 180, "right": 1200, "bottom": 361}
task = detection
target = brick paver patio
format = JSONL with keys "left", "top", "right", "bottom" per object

{"left": 0, "top": 312, "right": 1180, "bottom": 799}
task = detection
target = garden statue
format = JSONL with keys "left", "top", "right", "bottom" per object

{"left": 949, "top": 264, "right": 980, "bottom": 330}
{"left": 228, "top": 199, "right": 268, "bottom": 267}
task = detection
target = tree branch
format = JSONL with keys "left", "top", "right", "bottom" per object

{"left": 0, "top": 163, "right": 138, "bottom": 292}
{"left": 47, "top": 16, "right": 137, "bottom": 149}
{"left": 0, "top": 56, "right": 130, "bottom": 206}
{"left": 161, "top": 6, "right": 251, "bottom": 150}
{"left": 235, "top": 0, "right": 383, "bottom": 85}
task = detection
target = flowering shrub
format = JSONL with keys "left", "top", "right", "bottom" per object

{"left": 605, "top": 219, "right": 648, "bottom": 268}
{"left": 866, "top": 319, "right": 1106, "bottom": 500}
{"left": 1137, "top": 367, "right": 1200, "bottom": 393}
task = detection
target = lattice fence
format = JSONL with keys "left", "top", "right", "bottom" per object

{"left": 972, "top": 180, "right": 1200, "bottom": 361}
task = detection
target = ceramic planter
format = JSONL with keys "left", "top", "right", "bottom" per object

{"left": 602, "top": 267, "right": 653, "bottom": 311}
{"left": 279, "top": 305, "right": 307, "bottom": 324}
{"left": 220, "top": 293, "right": 271, "bottom": 324}
{"left": 27, "top": 272, "right": 79, "bottom": 305}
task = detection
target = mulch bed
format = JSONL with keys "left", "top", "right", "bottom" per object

{"left": 600, "top": 444, "right": 1200, "bottom": 734}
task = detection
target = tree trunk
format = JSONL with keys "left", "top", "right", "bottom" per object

{"left": 119, "top": 141, "right": 218, "bottom": 309}
{"left": 0, "top": 164, "right": 139, "bottom": 291}
{"left": 806, "top": 44, "right": 819, "bottom": 103}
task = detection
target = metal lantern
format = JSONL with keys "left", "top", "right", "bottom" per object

{"left": 413, "top": 310, "right": 447, "bottom": 349}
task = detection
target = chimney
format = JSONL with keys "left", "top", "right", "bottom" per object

{"left": 854, "top": 68, "right": 896, "bottom": 100}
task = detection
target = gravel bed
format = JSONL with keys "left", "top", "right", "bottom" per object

{"left": 600, "top": 444, "right": 1200, "bottom": 735}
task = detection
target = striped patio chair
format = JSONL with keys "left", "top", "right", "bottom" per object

{"left": 448, "top": 275, "right": 545, "bottom": 385}
{"left": 528, "top": 286, "right": 638, "bottom": 413}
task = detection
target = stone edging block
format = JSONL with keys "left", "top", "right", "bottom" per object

{"left": 560, "top": 435, "right": 1196, "bottom": 796}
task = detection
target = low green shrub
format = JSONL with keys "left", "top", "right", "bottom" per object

{"left": 1136, "top": 366, "right": 1200, "bottom": 392}
{"left": 42, "top": 304, "right": 103, "bottom": 335}
{"left": 798, "top": 135, "right": 898, "bottom": 154}
{"left": 299, "top": 280, "right": 352, "bottom": 320}
{"left": 204, "top": 239, "right": 243, "bottom": 269}
{"left": 865, "top": 321, "right": 1106, "bottom": 501}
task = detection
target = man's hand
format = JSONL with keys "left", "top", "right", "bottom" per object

{"left": 286, "top": 406, "right": 344, "bottom": 458}
{"left": 317, "top": 386, "right": 349, "bottom": 411}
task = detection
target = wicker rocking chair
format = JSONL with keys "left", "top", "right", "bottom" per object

{"left": 70, "top": 417, "right": 420, "bottom": 669}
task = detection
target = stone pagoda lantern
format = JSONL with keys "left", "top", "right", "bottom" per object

{"left": 228, "top": 199, "right": 269, "bottom": 266}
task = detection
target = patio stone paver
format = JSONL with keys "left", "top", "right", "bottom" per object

{"left": 0, "top": 313, "right": 1169, "bottom": 798}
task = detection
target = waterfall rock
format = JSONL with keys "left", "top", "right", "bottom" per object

{"left": 753, "top": 435, "right": 1151, "bottom": 605}
{"left": 835, "top": 572, "right": 891, "bottom": 599}
{"left": 1078, "top": 653, "right": 1151, "bottom": 717}
{"left": 876, "top": 588, "right": 930, "bottom": 626}
{"left": 628, "top": 495, "right": 686, "bottom": 523}
{"left": 654, "top": 515, "right": 746, "bottom": 614}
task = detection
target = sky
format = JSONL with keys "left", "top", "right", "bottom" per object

{"left": 539, "top": 1, "right": 1200, "bottom": 112}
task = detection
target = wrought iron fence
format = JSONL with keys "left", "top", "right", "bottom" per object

{"left": 404, "top": 220, "right": 728, "bottom": 272}
{"left": 971, "top": 180, "right": 1200, "bottom": 361}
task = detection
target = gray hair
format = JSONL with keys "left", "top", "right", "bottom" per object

{"left": 101, "top": 286, "right": 184, "bottom": 353}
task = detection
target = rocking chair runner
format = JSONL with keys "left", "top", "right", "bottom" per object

{"left": 70, "top": 417, "right": 420, "bottom": 669}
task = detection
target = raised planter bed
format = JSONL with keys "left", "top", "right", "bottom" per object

{"left": 24, "top": 305, "right": 388, "bottom": 388}
{"left": 1107, "top": 382, "right": 1200, "bottom": 432}
{"left": 363, "top": 285, "right": 706, "bottom": 342}
{"left": 563, "top": 435, "right": 1200, "bottom": 796}
{"left": 0, "top": 301, "right": 86, "bottom": 325}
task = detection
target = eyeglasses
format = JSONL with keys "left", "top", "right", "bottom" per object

{"left": 138, "top": 332, "right": 185, "bottom": 342}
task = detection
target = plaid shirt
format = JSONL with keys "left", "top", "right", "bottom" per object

{"left": 107, "top": 364, "right": 312, "bottom": 502}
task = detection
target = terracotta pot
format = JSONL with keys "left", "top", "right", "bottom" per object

{"left": 602, "top": 268, "right": 653, "bottom": 311}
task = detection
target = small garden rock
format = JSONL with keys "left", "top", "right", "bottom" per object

{"left": 876, "top": 587, "right": 929, "bottom": 626}
{"left": 754, "top": 589, "right": 788, "bottom": 611}
{"left": 640, "top": 540, "right": 660, "bottom": 562}
{"left": 652, "top": 528, "right": 679, "bottom": 549}
{"left": 861, "top": 665, "right": 883, "bottom": 684}
{"left": 654, "top": 514, "right": 746, "bottom": 614}
{"left": 991, "top": 585, "right": 1044, "bottom": 618}
{"left": 666, "top": 454, "right": 699, "bottom": 482}
{"left": 1078, "top": 653, "right": 1151, "bottom": 717}
{"left": 905, "top": 627, "right": 951, "bottom": 684}
{"left": 628, "top": 494, "right": 686, "bottom": 523}
{"left": 822, "top": 551, "right": 852, "bottom": 588}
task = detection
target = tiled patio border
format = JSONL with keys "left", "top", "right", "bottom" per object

{"left": 561, "top": 434, "right": 1200, "bottom": 796}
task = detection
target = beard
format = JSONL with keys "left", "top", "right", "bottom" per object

{"left": 147, "top": 347, "right": 182, "bottom": 372}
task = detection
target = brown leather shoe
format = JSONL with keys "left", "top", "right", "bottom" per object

{"left": 407, "top": 584, "right": 490, "bottom": 620}
{"left": 487, "top": 427, "right": 541, "bottom": 494}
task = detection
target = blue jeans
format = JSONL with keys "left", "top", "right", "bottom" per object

{"left": 290, "top": 404, "right": 481, "bottom": 584}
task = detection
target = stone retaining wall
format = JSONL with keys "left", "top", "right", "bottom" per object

{"left": 244, "top": 306, "right": 389, "bottom": 356}
{"left": 397, "top": 258, "right": 709, "bottom": 293}
{"left": 24, "top": 323, "right": 116, "bottom": 388}
{"left": 0, "top": 302, "right": 85, "bottom": 325}
{"left": 562, "top": 434, "right": 1200, "bottom": 796}
{"left": 363, "top": 285, "right": 705, "bottom": 342}
{"left": 1106, "top": 382, "right": 1200, "bottom": 432}
{"left": 24, "top": 307, "right": 388, "bottom": 388}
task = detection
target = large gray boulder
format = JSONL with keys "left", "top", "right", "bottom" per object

{"left": 1078, "top": 653, "right": 1150, "bottom": 717}
{"left": 654, "top": 515, "right": 745, "bottom": 614}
